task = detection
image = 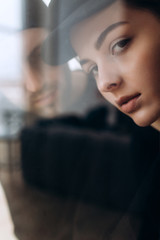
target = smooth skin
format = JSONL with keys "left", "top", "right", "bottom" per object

{"left": 71, "top": 0, "right": 160, "bottom": 130}
{"left": 23, "top": 28, "right": 90, "bottom": 117}
{"left": 23, "top": 28, "right": 66, "bottom": 118}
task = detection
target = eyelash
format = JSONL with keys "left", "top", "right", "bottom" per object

{"left": 86, "top": 38, "right": 131, "bottom": 77}
{"left": 88, "top": 65, "right": 98, "bottom": 78}
{"left": 111, "top": 38, "right": 131, "bottom": 55}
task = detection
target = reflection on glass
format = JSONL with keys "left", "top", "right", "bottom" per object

{"left": 3, "top": 1, "right": 160, "bottom": 240}
{"left": 20, "top": 0, "right": 111, "bottom": 123}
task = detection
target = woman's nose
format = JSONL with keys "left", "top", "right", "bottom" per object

{"left": 97, "top": 63, "right": 122, "bottom": 93}
{"left": 25, "top": 69, "right": 43, "bottom": 93}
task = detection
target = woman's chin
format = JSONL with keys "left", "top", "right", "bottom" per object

{"left": 133, "top": 119, "right": 150, "bottom": 127}
{"left": 131, "top": 111, "right": 160, "bottom": 128}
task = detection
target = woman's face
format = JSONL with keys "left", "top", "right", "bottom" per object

{"left": 71, "top": 0, "right": 160, "bottom": 129}
{"left": 23, "top": 28, "right": 66, "bottom": 118}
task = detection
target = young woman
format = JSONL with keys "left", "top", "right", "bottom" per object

{"left": 43, "top": 0, "right": 160, "bottom": 131}
{"left": 41, "top": 1, "right": 160, "bottom": 239}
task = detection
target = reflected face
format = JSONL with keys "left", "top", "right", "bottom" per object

{"left": 71, "top": 0, "right": 160, "bottom": 128}
{"left": 23, "top": 28, "right": 66, "bottom": 118}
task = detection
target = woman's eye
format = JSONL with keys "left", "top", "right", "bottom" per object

{"left": 89, "top": 65, "right": 98, "bottom": 78}
{"left": 112, "top": 38, "right": 131, "bottom": 55}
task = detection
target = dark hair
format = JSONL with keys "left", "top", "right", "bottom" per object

{"left": 42, "top": 0, "right": 160, "bottom": 65}
{"left": 124, "top": 0, "right": 160, "bottom": 18}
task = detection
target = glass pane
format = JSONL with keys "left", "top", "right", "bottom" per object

{"left": 0, "top": 1, "right": 160, "bottom": 240}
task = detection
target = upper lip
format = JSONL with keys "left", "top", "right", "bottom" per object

{"left": 116, "top": 93, "right": 141, "bottom": 107}
{"left": 31, "top": 92, "right": 56, "bottom": 105}
{"left": 31, "top": 88, "right": 58, "bottom": 102}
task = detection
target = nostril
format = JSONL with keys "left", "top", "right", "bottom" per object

{"left": 98, "top": 76, "right": 122, "bottom": 93}
{"left": 107, "top": 83, "right": 117, "bottom": 90}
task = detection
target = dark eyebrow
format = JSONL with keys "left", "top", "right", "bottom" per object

{"left": 95, "top": 21, "right": 128, "bottom": 50}
{"left": 79, "top": 59, "right": 90, "bottom": 66}
{"left": 28, "top": 45, "right": 41, "bottom": 61}
{"left": 27, "top": 45, "right": 41, "bottom": 68}
{"left": 79, "top": 21, "right": 128, "bottom": 67}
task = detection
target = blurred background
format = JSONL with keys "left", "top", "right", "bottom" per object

{"left": 0, "top": 1, "right": 159, "bottom": 240}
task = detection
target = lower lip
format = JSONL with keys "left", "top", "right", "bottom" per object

{"left": 121, "top": 94, "right": 141, "bottom": 114}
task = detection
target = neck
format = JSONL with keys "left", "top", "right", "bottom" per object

{"left": 151, "top": 118, "right": 160, "bottom": 132}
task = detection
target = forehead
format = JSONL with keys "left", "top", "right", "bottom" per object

{"left": 71, "top": 0, "right": 160, "bottom": 57}
{"left": 22, "top": 28, "right": 47, "bottom": 55}
{"left": 70, "top": 1, "right": 127, "bottom": 48}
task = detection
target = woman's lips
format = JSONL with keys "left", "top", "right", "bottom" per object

{"left": 32, "top": 91, "right": 57, "bottom": 108}
{"left": 116, "top": 93, "right": 141, "bottom": 114}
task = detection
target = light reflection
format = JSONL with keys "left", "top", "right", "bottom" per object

{"left": 0, "top": 1, "right": 25, "bottom": 138}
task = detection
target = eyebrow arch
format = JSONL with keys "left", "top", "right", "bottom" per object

{"left": 79, "top": 59, "right": 90, "bottom": 66}
{"left": 95, "top": 21, "right": 128, "bottom": 50}
{"left": 79, "top": 21, "right": 128, "bottom": 67}
{"left": 27, "top": 45, "right": 41, "bottom": 64}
